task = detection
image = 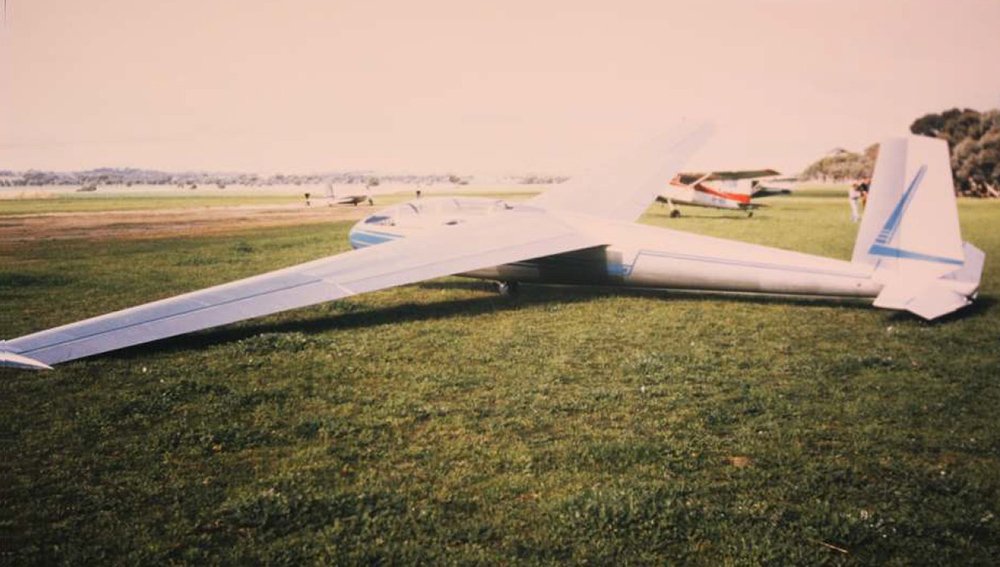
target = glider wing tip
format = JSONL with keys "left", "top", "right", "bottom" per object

{"left": 0, "top": 348, "right": 54, "bottom": 371}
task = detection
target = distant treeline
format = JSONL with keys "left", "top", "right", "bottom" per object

{"left": 802, "top": 108, "right": 1000, "bottom": 197}
{"left": 0, "top": 167, "right": 570, "bottom": 189}
{"left": 0, "top": 168, "right": 460, "bottom": 188}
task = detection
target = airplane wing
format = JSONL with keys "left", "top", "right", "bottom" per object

{"left": 750, "top": 187, "right": 792, "bottom": 199}
{"left": 1, "top": 209, "right": 603, "bottom": 368}
{"left": 752, "top": 176, "right": 798, "bottom": 198}
{"left": 530, "top": 121, "right": 714, "bottom": 222}
{"left": 334, "top": 195, "right": 366, "bottom": 205}
{"left": 675, "top": 169, "right": 781, "bottom": 184}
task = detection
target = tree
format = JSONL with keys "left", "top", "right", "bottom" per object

{"left": 911, "top": 108, "right": 1000, "bottom": 197}
{"left": 801, "top": 144, "right": 877, "bottom": 182}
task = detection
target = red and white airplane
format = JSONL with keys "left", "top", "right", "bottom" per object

{"left": 657, "top": 169, "right": 795, "bottom": 217}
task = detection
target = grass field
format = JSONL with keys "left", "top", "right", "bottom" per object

{"left": 0, "top": 188, "right": 539, "bottom": 215}
{"left": 0, "top": 194, "right": 303, "bottom": 215}
{"left": 2, "top": 192, "right": 998, "bottom": 564}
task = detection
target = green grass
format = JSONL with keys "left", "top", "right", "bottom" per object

{"left": 2, "top": 194, "right": 999, "bottom": 564}
{"left": 0, "top": 189, "right": 539, "bottom": 216}
{"left": 0, "top": 194, "right": 305, "bottom": 215}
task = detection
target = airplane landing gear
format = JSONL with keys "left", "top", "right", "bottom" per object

{"left": 496, "top": 281, "right": 520, "bottom": 297}
{"left": 666, "top": 198, "right": 681, "bottom": 218}
{"left": 747, "top": 210, "right": 754, "bottom": 218}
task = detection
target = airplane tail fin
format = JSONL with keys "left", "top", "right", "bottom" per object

{"left": 853, "top": 136, "right": 984, "bottom": 320}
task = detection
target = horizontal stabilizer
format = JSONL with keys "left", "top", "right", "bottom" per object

{"left": 905, "top": 288, "right": 971, "bottom": 320}
{"left": 943, "top": 242, "right": 985, "bottom": 287}
{"left": 873, "top": 277, "right": 974, "bottom": 321}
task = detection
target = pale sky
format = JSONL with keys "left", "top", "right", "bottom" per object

{"left": 1, "top": 0, "right": 998, "bottom": 175}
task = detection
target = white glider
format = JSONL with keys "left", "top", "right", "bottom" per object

{"left": 0, "top": 129, "right": 984, "bottom": 369}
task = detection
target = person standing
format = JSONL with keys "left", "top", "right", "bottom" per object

{"left": 848, "top": 182, "right": 862, "bottom": 222}
{"left": 858, "top": 178, "right": 870, "bottom": 208}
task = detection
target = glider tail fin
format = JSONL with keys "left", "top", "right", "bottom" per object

{"left": 853, "top": 135, "right": 984, "bottom": 320}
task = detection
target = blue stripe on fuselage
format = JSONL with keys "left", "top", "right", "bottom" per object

{"left": 349, "top": 230, "right": 400, "bottom": 248}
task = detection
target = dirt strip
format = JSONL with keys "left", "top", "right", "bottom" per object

{"left": 0, "top": 203, "right": 373, "bottom": 242}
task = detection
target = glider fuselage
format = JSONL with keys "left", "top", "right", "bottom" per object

{"left": 349, "top": 197, "right": 881, "bottom": 299}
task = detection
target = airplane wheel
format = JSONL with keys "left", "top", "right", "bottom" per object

{"left": 496, "top": 281, "right": 520, "bottom": 297}
{"left": 669, "top": 210, "right": 681, "bottom": 218}
{"left": 747, "top": 211, "right": 754, "bottom": 218}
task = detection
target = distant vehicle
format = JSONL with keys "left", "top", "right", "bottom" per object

{"left": 657, "top": 169, "right": 795, "bottom": 217}
{"left": 324, "top": 183, "right": 373, "bottom": 206}
{"left": 0, "top": 131, "right": 983, "bottom": 369}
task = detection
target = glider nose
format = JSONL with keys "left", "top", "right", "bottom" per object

{"left": 348, "top": 214, "right": 398, "bottom": 249}
{"left": 348, "top": 221, "right": 365, "bottom": 249}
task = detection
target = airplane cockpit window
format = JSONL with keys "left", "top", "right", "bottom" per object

{"left": 364, "top": 215, "right": 393, "bottom": 225}
{"left": 361, "top": 198, "right": 516, "bottom": 229}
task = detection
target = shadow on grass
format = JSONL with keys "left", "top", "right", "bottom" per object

{"left": 644, "top": 211, "right": 758, "bottom": 221}
{"left": 97, "top": 282, "right": 885, "bottom": 363}
{"left": 0, "top": 272, "right": 76, "bottom": 288}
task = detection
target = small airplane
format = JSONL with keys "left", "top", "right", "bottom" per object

{"left": 0, "top": 127, "right": 984, "bottom": 369}
{"left": 656, "top": 169, "right": 794, "bottom": 217}
{"left": 324, "top": 183, "right": 374, "bottom": 206}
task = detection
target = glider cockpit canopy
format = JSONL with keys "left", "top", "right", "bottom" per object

{"left": 361, "top": 197, "right": 514, "bottom": 228}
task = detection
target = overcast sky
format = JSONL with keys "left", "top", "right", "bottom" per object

{"left": 1, "top": 0, "right": 998, "bottom": 175}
